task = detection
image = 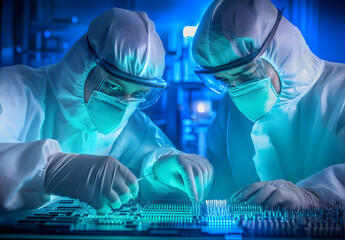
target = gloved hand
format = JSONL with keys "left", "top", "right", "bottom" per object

{"left": 45, "top": 152, "right": 139, "bottom": 214}
{"left": 153, "top": 153, "right": 213, "bottom": 203}
{"left": 230, "top": 179, "right": 320, "bottom": 209}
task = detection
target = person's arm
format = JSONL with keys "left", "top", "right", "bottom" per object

{"left": 0, "top": 139, "right": 61, "bottom": 212}
{"left": 297, "top": 163, "right": 345, "bottom": 205}
{"left": 128, "top": 111, "right": 213, "bottom": 202}
{"left": 228, "top": 164, "right": 345, "bottom": 209}
{"left": 135, "top": 113, "right": 187, "bottom": 198}
{"left": 45, "top": 152, "right": 138, "bottom": 215}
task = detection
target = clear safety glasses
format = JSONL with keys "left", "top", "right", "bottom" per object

{"left": 87, "top": 66, "right": 166, "bottom": 110}
{"left": 87, "top": 37, "right": 167, "bottom": 110}
{"left": 194, "top": 8, "right": 284, "bottom": 94}
{"left": 197, "top": 58, "right": 277, "bottom": 93}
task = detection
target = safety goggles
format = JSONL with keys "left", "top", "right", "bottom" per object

{"left": 194, "top": 8, "right": 284, "bottom": 94}
{"left": 87, "top": 37, "right": 167, "bottom": 110}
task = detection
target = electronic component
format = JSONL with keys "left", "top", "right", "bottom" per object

{"left": 1, "top": 198, "right": 344, "bottom": 238}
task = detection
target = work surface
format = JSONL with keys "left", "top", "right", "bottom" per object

{"left": 0, "top": 197, "right": 344, "bottom": 239}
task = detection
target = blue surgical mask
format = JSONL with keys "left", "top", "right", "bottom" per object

{"left": 86, "top": 91, "right": 136, "bottom": 134}
{"left": 228, "top": 78, "right": 278, "bottom": 122}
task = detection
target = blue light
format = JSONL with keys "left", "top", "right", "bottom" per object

{"left": 72, "top": 16, "right": 78, "bottom": 24}
{"left": 194, "top": 100, "right": 211, "bottom": 114}
{"left": 44, "top": 30, "right": 51, "bottom": 38}
{"left": 16, "top": 46, "right": 22, "bottom": 53}
{"left": 63, "top": 42, "right": 69, "bottom": 49}
{"left": 197, "top": 102, "right": 206, "bottom": 113}
{"left": 183, "top": 26, "right": 198, "bottom": 38}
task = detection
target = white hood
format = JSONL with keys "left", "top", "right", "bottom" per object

{"left": 192, "top": 0, "right": 324, "bottom": 103}
{"left": 46, "top": 7, "right": 165, "bottom": 131}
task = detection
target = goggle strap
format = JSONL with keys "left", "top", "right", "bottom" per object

{"left": 254, "top": 7, "right": 284, "bottom": 63}
{"left": 99, "top": 60, "right": 166, "bottom": 89}
{"left": 86, "top": 36, "right": 166, "bottom": 89}
{"left": 195, "top": 7, "right": 284, "bottom": 74}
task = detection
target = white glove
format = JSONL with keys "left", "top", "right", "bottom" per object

{"left": 45, "top": 153, "right": 139, "bottom": 214}
{"left": 153, "top": 153, "right": 213, "bottom": 203}
{"left": 230, "top": 179, "right": 320, "bottom": 209}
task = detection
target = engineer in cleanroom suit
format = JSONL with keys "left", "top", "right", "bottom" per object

{"left": 192, "top": 0, "right": 345, "bottom": 209}
{"left": 0, "top": 8, "right": 213, "bottom": 214}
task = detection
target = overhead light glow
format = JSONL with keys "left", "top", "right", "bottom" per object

{"left": 183, "top": 26, "right": 198, "bottom": 38}
{"left": 197, "top": 102, "right": 206, "bottom": 113}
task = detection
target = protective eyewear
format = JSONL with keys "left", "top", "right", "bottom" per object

{"left": 194, "top": 8, "right": 284, "bottom": 93}
{"left": 87, "top": 37, "right": 167, "bottom": 109}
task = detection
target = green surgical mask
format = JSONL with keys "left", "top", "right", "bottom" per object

{"left": 228, "top": 78, "right": 278, "bottom": 122}
{"left": 86, "top": 91, "right": 136, "bottom": 134}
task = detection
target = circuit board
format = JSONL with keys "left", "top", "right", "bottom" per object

{"left": 1, "top": 197, "right": 344, "bottom": 238}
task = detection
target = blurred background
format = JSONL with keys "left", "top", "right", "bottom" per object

{"left": 1, "top": 0, "right": 345, "bottom": 156}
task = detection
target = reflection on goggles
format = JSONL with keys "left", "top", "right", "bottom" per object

{"left": 215, "top": 60, "right": 266, "bottom": 84}
{"left": 101, "top": 78, "right": 151, "bottom": 102}
{"left": 195, "top": 58, "right": 275, "bottom": 93}
{"left": 87, "top": 66, "right": 164, "bottom": 110}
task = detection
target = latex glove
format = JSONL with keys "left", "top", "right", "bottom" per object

{"left": 153, "top": 153, "right": 213, "bottom": 203}
{"left": 230, "top": 179, "right": 320, "bottom": 209}
{"left": 45, "top": 152, "right": 138, "bottom": 214}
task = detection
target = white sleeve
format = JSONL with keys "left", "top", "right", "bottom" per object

{"left": 127, "top": 112, "right": 186, "bottom": 200}
{"left": 138, "top": 122, "right": 185, "bottom": 200}
{"left": 297, "top": 164, "right": 345, "bottom": 205}
{"left": 0, "top": 139, "right": 61, "bottom": 212}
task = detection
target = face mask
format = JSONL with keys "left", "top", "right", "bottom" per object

{"left": 228, "top": 78, "right": 278, "bottom": 122}
{"left": 86, "top": 91, "right": 136, "bottom": 134}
